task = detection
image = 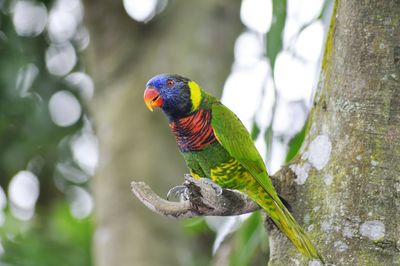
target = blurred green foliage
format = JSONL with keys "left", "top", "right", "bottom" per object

{"left": 229, "top": 212, "right": 268, "bottom": 266}
{"left": 0, "top": 0, "right": 328, "bottom": 264}
{"left": 1, "top": 203, "right": 92, "bottom": 266}
{"left": 266, "top": 0, "right": 286, "bottom": 72}
{"left": 0, "top": 0, "right": 83, "bottom": 198}
{"left": 0, "top": 1, "right": 92, "bottom": 265}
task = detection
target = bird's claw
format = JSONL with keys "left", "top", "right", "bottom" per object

{"left": 184, "top": 174, "right": 223, "bottom": 196}
{"left": 166, "top": 185, "right": 189, "bottom": 201}
{"left": 199, "top": 178, "right": 223, "bottom": 196}
{"left": 200, "top": 177, "right": 224, "bottom": 196}
{"left": 168, "top": 174, "right": 222, "bottom": 200}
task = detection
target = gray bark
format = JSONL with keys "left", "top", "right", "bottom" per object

{"left": 130, "top": 0, "right": 400, "bottom": 265}
{"left": 131, "top": 177, "right": 260, "bottom": 218}
{"left": 84, "top": 1, "right": 241, "bottom": 266}
{"left": 85, "top": 0, "right": 400, "bottom": 265}
{"left": 269, "top": 1, "right": 400, "bottom": 265}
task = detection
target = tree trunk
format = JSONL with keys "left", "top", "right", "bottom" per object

{"left": 270, "top": 1, "right": 400, "bottom": 265}
{"left": 83, "top": 1, "right": 241, "bottom": 266}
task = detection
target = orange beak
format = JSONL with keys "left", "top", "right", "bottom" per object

{"left": 144, "top": 86, "right": 163, "bottom": 111}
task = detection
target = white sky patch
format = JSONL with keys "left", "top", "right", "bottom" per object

{"left": 234, "top": 31, "right": 264, "bottom": 67}
{"left": 287, "top": 0, "right": 324, "bottom": 26}
{"left": 255, "top": 75, "right": 275, "bottom": 129}
{"left": 294, "top": 21, "right": 324, "bottom": 62}
{"left": 254, "top": 133, "right": 267, "bottom": 162}
{"left": 290, "top": 162, "right": 311, "bottom": 185}
{"left": 360, "top": 220, "right": 385, "bottom": 241}
{"left": 334, "top": 240, "right": 348, "bottom": 252}
{"left": 240, "top": 0, "right": 272, "bottom": 34}
{"left": 273, "top": 99, "right": 307, "bottom": 136}
{"left": 303, "top": 135, "right": 332, "bottom": 170}
{"left": 206, "top": 215, "right": 250, "bottom": 254}
{"left": 269, "top": 140, "right": 287, "bottom": 174}
{"left": 274, "top": 51, "right": 316, "bottom": 101}
{"left": 221, "top": 60, "right": 268, "bottom": 130}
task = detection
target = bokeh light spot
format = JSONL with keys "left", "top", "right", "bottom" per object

{"left": 73, "top": 26, "right": 90, "bottom": 51}
{"left": 8, "top": 171, "right": 39, "bottom": 210}
{"left": 45, "top": 42, "right": 77, "bottom": 76}
{"left": 47, "top": 0, "right": 83, "bottom": 43}
{"left": 67, "top": 186, "right": 93, "bottom": 219}
{"left": 12, "top": 0, "right": 47, "bottom": 37}
{"left": 65, "top": 72, "right": 94, "bottom": 100}
{"left": 49, "top": 90, "right": 82, "bottom": 127}
{"left": 123, "top": 0, "right": 158, "bottom": 23}
{"left": 71, "top": 132, "right": 99, "bottom": 176}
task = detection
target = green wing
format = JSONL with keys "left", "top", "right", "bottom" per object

{"left": 211, "top": 103, "right": 279, "bottom": 200}
{"left": 211, "top": 103, "right": 324, "bottom": 262}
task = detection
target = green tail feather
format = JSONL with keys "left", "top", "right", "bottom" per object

{"left": 249, "top": 190, "right": 324, "bottom": 262}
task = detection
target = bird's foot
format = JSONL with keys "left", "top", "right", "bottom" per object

{"left": 197, "top": 178, "right": 223, "bottom": 196}
{"left": 168, "top": 174, "right": 223, "bottom": 200}
{"left": 166, "top": 185, "right": 189, "bottom": 201}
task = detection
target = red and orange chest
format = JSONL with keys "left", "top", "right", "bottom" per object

{"left": 169, "top": 109, "right": 217, "bottom": 152}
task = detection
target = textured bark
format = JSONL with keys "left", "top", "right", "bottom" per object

{"left": 131, "top": 177, "right": 260, "bottom": 218}
{"left": 269, "top": 1, "right": 400, "bottom": 265}
{"left": 83, "top": 1, "right": 241, "bottom": 266}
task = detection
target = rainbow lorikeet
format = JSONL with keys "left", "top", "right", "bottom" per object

{"left": 143, "top": 74, "right": 323, "bottom": 261}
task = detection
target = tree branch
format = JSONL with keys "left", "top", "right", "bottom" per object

{"left": 131, "top": 167, "right": 295, "bottom": 219}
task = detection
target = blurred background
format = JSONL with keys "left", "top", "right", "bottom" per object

{"left": 0, "top": 0, "right": 332, "bottom": 265}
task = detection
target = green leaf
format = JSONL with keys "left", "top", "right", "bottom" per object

{"left": 264, "top": 123, "right": 273, "bottom": 163}
{"left": 182, "top": 217, "right": 210, "bottom": 235}
{"left": 229, "top": 212, "right": 269, "bottom": 266}
{"left": 267, "top": 0, "right": 287, "bottom": 71}
{"left": 285, "top": 117, "right": 308, "bottom": 162}
{"left": 250, "top": 122, "right": 260, "bottom": 140}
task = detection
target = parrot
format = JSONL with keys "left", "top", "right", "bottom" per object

{"left": 143, "top": 73, "right": 323, "bottom": 262}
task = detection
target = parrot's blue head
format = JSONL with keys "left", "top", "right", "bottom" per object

{"left": 144, "top": 74, "right": 202, "bottom": 120}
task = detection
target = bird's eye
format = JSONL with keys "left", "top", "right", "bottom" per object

{"left": 167, "top": 79, "right": 175, "bottom": 88}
